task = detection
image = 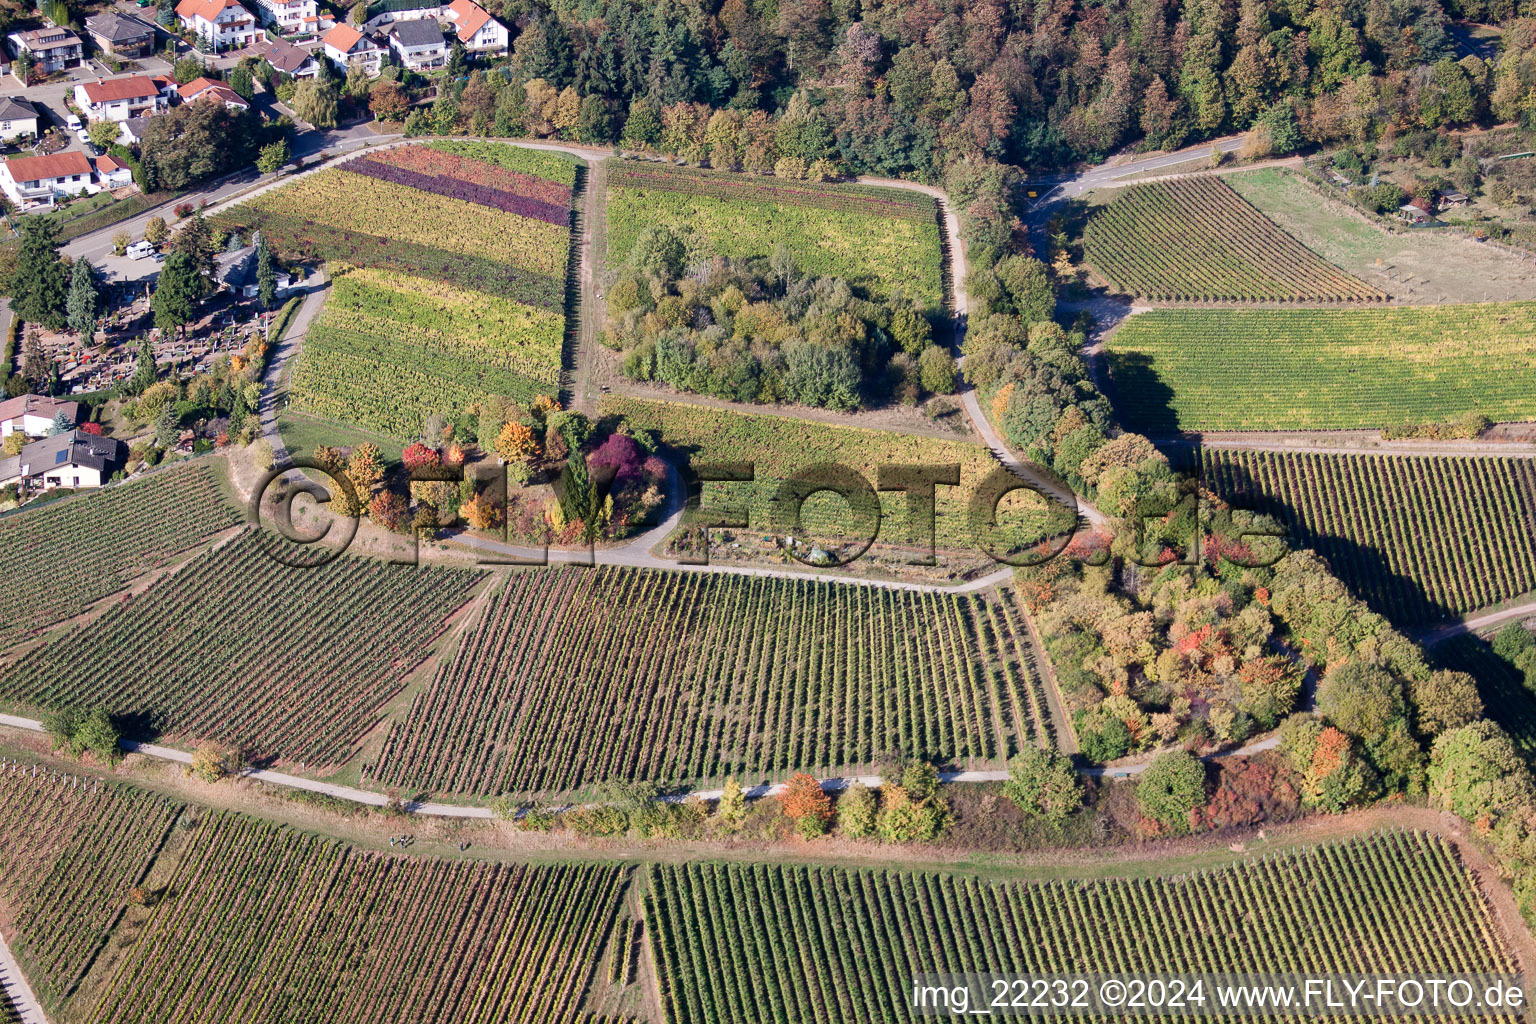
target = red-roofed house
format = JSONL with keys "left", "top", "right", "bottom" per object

{"left": 0, "top": 151, "right": 94, "bottom": 206}
{"left": 179, "top": 76, "right": 250, "bottom": 110}
{"left": 93, "top": 153, "right": 134, "bottom": 188}
{"left": 73, "top": 75, "right": 171, "bottom": 122}
{"left": 252, "top": 0, "right": 332, "bottom": 34}
{"left": 175, "top": 0, "right": 263, "bottom": 51}
{"left": 321, "top": 23, "right": 383, "bottom": 75}
{"left": 444, "top": 0, "right": 507, "bottom": 54}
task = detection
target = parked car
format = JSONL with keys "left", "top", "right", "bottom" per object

{"left": 126, "top": 241, "right": 156, "bottom": 260}
{"left": 65, "top": 114, "right": 82, "bottom": 132}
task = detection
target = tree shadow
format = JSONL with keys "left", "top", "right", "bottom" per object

{"left": 1102, "top": 350, "right": 1180, "bottom": 437}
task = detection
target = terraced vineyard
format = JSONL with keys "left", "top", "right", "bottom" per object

{"left": 0, "top": 531, "right": 483, "bottom": 767}
{"left": 289, "top": 266, "right": 563, "bottom": 438}
{"left": 0, "top": 463, "right": 240, "bottom": 648}
{"left": 1203, "top": 449, "right": 1536, "bottom": 625}
{"left": 90, "top": 813, "right": 626, "bottom": 1024}
{"left": 606, "top": 162, "right": 944, "bottom": 310}
{"left": 1084, "top": 178, "right": 1383, "bottom": 302}
{"left": 218, "top": 143, "right": 579, "bottom": 439}
{"left": 602, "top": 397, "right": 1069, "bottom": 559}
{"left": 647, "top": 831, "right": 1511, "bottom": 1024}
{"left": 1105, "top": 303, "right": 1536, "bottom": 432}
{"left": 217, "top": 144, "right": 577, "bottom": 307}
{"left": 0, "top": 769, "right": 180, "bottom": 1004}
{"left": 372, "top": 566, "right": 1050, "bottom": 796}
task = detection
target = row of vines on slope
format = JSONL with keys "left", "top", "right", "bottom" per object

{"left": 371, "top": 566, "right": 1053, "bottom": 797}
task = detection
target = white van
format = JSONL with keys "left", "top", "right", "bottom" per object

{"left": 65, "top": 113, "right": 82, "bottom": 132}
{"left": 126, "top": 240, "right": 156, "bottom": 260}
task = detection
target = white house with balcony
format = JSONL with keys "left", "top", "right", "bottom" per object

{"left": 444, "top": 0, "right": 506, "bottom": 54}
{"left": 7, "top": 26, "right": 83, "bottom": 73}
{"left": 252, "top": 0, "right": 332, "bottom": 36}
{"left": 74, "top": 76, "right": 171, "bottom": 123}
{"left": 383, "top": 17, "right": 445, "bottom": 69}
{"left": 0, "top": 151, "right": 95, "bottom": 207}
{"left": 175, "top": 0, "right": 263, "bottom": 51}
{"left": 320, "top": 23, "right": 384, "bottom": 75}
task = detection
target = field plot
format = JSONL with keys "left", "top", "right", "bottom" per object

{"left": 602, "top": 397, "right": 1066, "bottom": 557}
{"left": 371, "top": 566, "right": 1051, "bottom": 797}
{"left": 0, "top": 770, "right": 179, "bottom": 1004}
{"left": 289, "top": 267, "right": 564, "bottom": 437}
{"left": 606, "top": 163, "right": 944, "bottom": 310}
{"left": 90, "top": 813, "right": 626, "bottom": 1024}
{"left": 1104, "top": 304, "right": 1536, "bottom": 432}
{"left": 218, "top": 143, "right": 577, "bottom": 439}
{"left": 647, "top": 831, "right": 1511, "bottom": 1024}
{"left": 1084, "top": 179, "right": 1383, "bottom": 302}
{"left": 0, "top": 531, "right": 482, "bottom": 767}
{"left": 0, "top": 463, "right": 240, "bottom": 649}
{"left": 1203, "top": 449, "right": 1536, "bottom": 625}
{"left": 1229, "top": 169, "right": 1536, "bottom": 303}
{"left": 1436, "top": 633, "right": 1536, "bottom": 764}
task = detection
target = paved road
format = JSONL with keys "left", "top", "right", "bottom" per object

{"left": 1161, "top": 433, "right": 1536, "bottom": 459}
{"left": 0, "top": 925, "right": 49, "bottom": 1024}
{"left": 1030, "top": 134, "right": 1249, "bottom": 210}
{"left": 257, "top": 273, "right": 330, "bottom": 464}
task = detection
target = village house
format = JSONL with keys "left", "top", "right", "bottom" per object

{"left": 444, "top": 0, "right": 507, "bottom": 55}
{"left": 175, "top": 0, "right": 264, "bottom": 52}
{"left": 84, "top": 11, "right": 159, "bottom": 58}
{"left": 217, "top": 236, "right": 297, "bottom": 298}
{"left": 0, "top": 395, "right": 79, "bottom": 440}
{"left": 383, "top": 18, "right": 446, "bottom": 70}
{"left": 0, "top": 97, "right": 39, "bottom": 143}
{"left": 179, "top": 76, "right": 250, "bottom": 111}
{"left": 251, "top": 0, "right": 332, "bottom": 36}
{"left": 258, "top": 37, "right": 320, "bottom": 76}
{"left": 93, "top": 153, "right": 134, "bottom": 188}
{"left": 7, "top": 26, "right": 84, "bottom": 73}
{"left": 0, "top": 151, "right": 95, "bottom": 207}
{"left": 116, "top": 115, "right": 158, "bottom": 148}
{"left": 74, "top": 76, "right": 171, "bottom": 123}
{"left": 0, "top": 430, "right": 125, "bottom": 491}
{"left": 320, "top": 23, "right": 385, "bottom": 76}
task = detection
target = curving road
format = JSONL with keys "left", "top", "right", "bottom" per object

{"left": 1420, "top": 600, "right": 1536, "bottom": 647}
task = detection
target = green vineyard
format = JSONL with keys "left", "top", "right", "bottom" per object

{"left": 646, "top": 831, "right": 1512, "bottom": 1024}
{"left": 372, "top": 566, "right": 1051, "bottom": 797}
{"left": 0, "top": 768, "right": 180, "bottom": 1005}
{"left": 90, "top": 813, "right": 627, "bottom": 1024}
{"left": 1084, "top": 178, "right": 1383, "bottom": 303}
{"left": 0, "top": 463, "right": 240, "bottom": 646}
{"left": 1202, "top": 449, "right": 1536, "bottom": 625}
{"left": 0, "top": 531, "right": 483, "bottom": 767}
{"left": 1104, "top": 304, "right": 1536, "bottom": 432}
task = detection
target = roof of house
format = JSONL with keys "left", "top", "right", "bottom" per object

{"left": 0, "top": 96, "right": 38, "bottom": 121}
{"left": 175, "top": 0, "right": 246, "bottom": 21}
{"left": 179, "top": 76, "right": 247, "bottom": 106}
{"left": 322, "top": 23, "right": 364, "bottom": 51}
{"left": 94, "top": 153, "right": 128, "bottom": 174}
{"left": 446, "top": 0, "right": 490, "bottom": 40}
{"left": 10, "top": 27, "right": 81, "bottom": 50}
{"left": 79, "top": 75, "right": 161, "bottom": 103}
{"left": 0, "top": 394, "right": 79, "bottom": 425}
{"left": 388, "top": 17, "right": 443, "bottom": 46}
{"left": 18, "top": 430, "right": 122, "bottom": 477}
{"left": 84, "top": 11, "right": 157, "bottom": 41}
{"left": 262, "top": 37, "right": 313, "bottom": 72}
{"left": 3, "top": 150, "right": 93, "bottom": 182}
{"left": 117, "top": 115, "right": 158, "bottom": 140}
{"left": 0, "top": 455, "right": 18, "bottom": 483}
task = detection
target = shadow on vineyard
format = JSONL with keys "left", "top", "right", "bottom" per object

{"left": 1102, "top": 351, "right": 1179, "bottom": 436}
{"left": 1435, "top": 633, "right": 1536, "bottom": 768}
{"left": 1210, "top": 458, "right": 1455, "bottom": 629}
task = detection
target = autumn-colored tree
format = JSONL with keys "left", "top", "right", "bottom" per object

{"left": 443, "top": 442, "right": 466, "bottom": 469}
{"left": 780, "top": 772, "right": 833, "bottom": 825}
{"left": 368, "top": 490, "right": 410, "bottom": 532}
{"left": 401, "top": 442, "right": 440, "bottom": 473}
{"left": 346, "top": 442, "right": 385, "bottom": 496}
{"left": 312, "top": 444, "right": 346, "bottom": 474}
{"left": 715, "top": 777, "right": 748, "bottom": 829}
{"left": 495, "top": 421, "right": 540, "bottom": 463}
{"left": 461, "top": 493, "right": 502, "bottom": 531}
